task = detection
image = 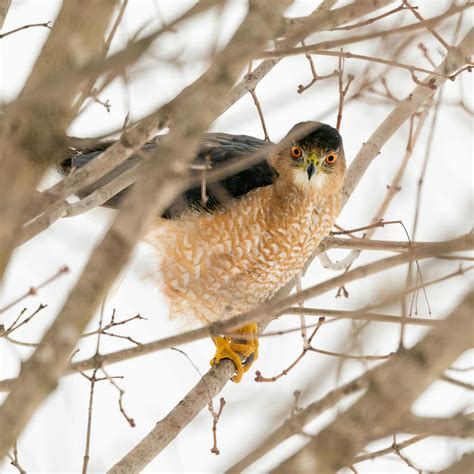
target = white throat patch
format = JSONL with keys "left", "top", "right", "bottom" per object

{"left": 293, "top": 167, "right": 327, "bottom": 192}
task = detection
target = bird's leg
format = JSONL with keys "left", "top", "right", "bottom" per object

{"left": 210, "top": 322, "right": 259, "bottom": 383}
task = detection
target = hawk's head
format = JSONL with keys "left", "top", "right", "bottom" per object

{"left": 273, "top": 121, "right": 346, "bottom": 196}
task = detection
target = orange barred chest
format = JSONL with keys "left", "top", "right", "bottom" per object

{"left": 149, "top": 187, "right": 340, "bottom": 324}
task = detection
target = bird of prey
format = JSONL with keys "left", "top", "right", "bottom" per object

{"left": 60, "top": 121, "right": 346, "bottom": 382}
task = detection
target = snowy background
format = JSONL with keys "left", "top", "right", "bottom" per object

{"left": 0, "top": 1, "right": 473, "bottom": 472}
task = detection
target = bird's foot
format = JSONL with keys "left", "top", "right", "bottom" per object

{"left": 210, "top": 322, "right": 259, "bottom": 383}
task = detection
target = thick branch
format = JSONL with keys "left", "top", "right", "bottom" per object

{"left": 403, "top": 413, "right": 474, "bottom": 438}
{"left": 108, "top": 360, "right": 236, "bottom": 473}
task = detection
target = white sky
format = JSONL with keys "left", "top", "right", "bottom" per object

{"left": 0, "top": 1, "right": 473, "bottom": 473}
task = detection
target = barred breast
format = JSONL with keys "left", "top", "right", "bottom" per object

{"left": 146, "top": 185, "right": 341, "bottom": 325}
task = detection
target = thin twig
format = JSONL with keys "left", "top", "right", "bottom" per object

{"left": 353, "top": 434, "right": 427, "bottom": 464}
{"left": 0, "top": 266, "right": 69, "bottom": 314}
{"left": 2, "top": 304, "right": 47, "bottom": 336}
{"left": 332, "top": 3, "right": 412, "bottom": 31}
{"left": 284, "top": 307, "right": 437, "bottom": 327}
{"left": 296, "top": 273, "right": 309, "bottom": 349}
{"left": 440, "top": 374, "right": 474, "bottom": 391}
{"left": 392, "top": 434, "right": 423, "bottom": 473}
{"left": 336, "top": 51, "right": 354, "bottom": 130}
{"left": 81, "top": 310, "right": 145, "bottom": 346}
{"left": 208, "top": 397, "right": 226, "bottom": 455}
{"left": 82, "top": 307, "right": 106, "bottom": 474}
{"left": 82, "top": 367, "right": 98, "bottom": 474}
{"left": 101, "top": 367, "right": 136, "bottom": 427}
{"left": 0, "top": 21, "right": 51, "bottom": 39}
{"left": 330, "top": 219, "right": 401, "bottom": 236}
{"left": 255, "top": 317, "right": 325, "bottom": 382}
{"left": 308, "top": 346, "right": 392, "bottom": 361}
{"left": 297, "top": 39, "right": 338, "bottom": 93}
{"left": 7, "top": 441, "right": 26, "bottom": 474}
{"left": 104, "top": 0, "right": 128, "bottom": 54}
{"left": 418, "top": 42, "right": 436, "bottom": 68}
{"left": 247, "top": 62, "right": 270, "bottom": 142}
{"left": 403, "top": 0, "right": 450, "bottom": 50}
{"left": 298, "top": 49, "right": 457, "bottom": 81}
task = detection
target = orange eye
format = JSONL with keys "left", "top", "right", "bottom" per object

{"left": 291, "top": 146, "right": 302, "bottom": 159}
{"left": 325, "top": 152, "right": 337, "bottom": 164}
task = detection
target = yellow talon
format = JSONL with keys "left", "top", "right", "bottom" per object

{"left": 210, "top": 322, "right": 259, "bottom": 383}
{"left": 210, "top": 336, "right": 245, "bottom": 382}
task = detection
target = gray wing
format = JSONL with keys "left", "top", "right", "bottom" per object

{"left": 59, "top": 133, "right": 277, "bottom": 218}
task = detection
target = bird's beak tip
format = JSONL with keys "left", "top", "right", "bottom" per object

{"left": 307, "top": 162, "right": 316, "bottom": 181}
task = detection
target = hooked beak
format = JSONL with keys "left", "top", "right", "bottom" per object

{"left": 305, "top": 153, "right": 320, "bottom": 180}
{"left": 306, "top": 162, "right": 316, "bottom": 181}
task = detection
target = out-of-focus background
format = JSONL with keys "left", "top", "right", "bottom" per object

{"left": 0, "top": 1, "right": 472, "bottom": 472}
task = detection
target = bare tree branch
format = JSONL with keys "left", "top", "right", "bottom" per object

{"left": 108, "top": 359, "right": 236, "bottom": 473}
{"left": 284, "top": 307, "right": 437, "bottom": 327}
{"left": 0, "top": 21, "right": 51, "bottom": 39}
{"left": 403, "top": 413, "right": 474, "bottom": 437}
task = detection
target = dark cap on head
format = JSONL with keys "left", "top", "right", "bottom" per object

{"left": 284, "top": 121, "right": 342, "bottom": 152}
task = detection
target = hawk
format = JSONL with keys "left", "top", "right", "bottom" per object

{"left": 61, "top": 121, "right": 346, "bottom": 382}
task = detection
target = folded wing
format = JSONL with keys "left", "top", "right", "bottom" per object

{"left": 59, "top": 133, "right": 277, "bottom": 218}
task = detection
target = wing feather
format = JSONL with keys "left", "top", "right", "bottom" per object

{"left": 59, "top": 133, "right": 277, "bottom": 218}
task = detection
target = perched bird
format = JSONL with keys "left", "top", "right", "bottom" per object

{"left": 60, "top": 121, "right": 346, "bottom": 382}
